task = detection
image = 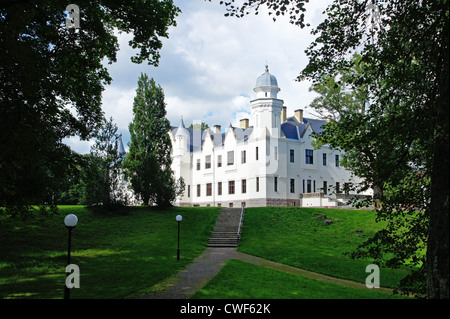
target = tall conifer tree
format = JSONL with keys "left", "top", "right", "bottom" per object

{"left": 123, "top": 74, "right": 181, "bottom": 206}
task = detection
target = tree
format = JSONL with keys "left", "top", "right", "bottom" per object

{"left": 123, "top": 74, "right": 183, "bottom": 206}
{"left": 308, "top": 53, "right": 430, "bottom": 296}
{"left": 54, "top": 154, "right": 86, "bottom": 205}
{"left": 217, "top": 0, "right": 449, "bottom": 298}
{"left": 81, "top": 117, "right": 128, "bottom": 208}
{"left": 0, "top": 1, "right": 180, "bottom": 214}
{"left": 188, "top": 122, "right": 210, "bottom": 130}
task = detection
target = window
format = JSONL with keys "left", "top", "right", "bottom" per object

{"left": 242, "top": 179, "right": 247, "bottom": 194}
{"left": 305, "top": 149, "right": 314, "bottom": 164}
{"left": 313, "top": 180, "right": 316, "bottom": 192}
{"left": 290, "top": 149, "right": 295, "bottom": 162}
{"left": 196, "top": 159, "right": 200, "bottom": 170}
{"left": 217, "top": 155, "right": 222, "bottom": 167}
{"left": 307, "top": 179, "right": 312, "bottom": 193}
{"left": 205, "top": 155, "right": 211, "bottom": 169}
{"left": 274, "top": 146, "right": 278, "bottom": 160}
{"left": 256, "top": 177, "right": 260, "bottom": 192}
{"left": 290, "top": 179, "right": 295, "bottom": 193}
{"left": 256, "top": 147, "right": 259, "bottom": 160}
{"left": 241, "top": 150, "right": 246, "bottom": 164}
{"left": 228, "top": 181, "right": 235, "bottom": 194}
{"left": 218, "top": 182, "right": 222, "bottom": 196}
{"left": 206, "top": 183, "right": 212, "bottom": 196}
{"left": 274, "top": 177, "right": 278, "bottom": 192}
{"left": 336, "top": 182, "right": 340, "bottom": 194}
{"left": 302, "top": 179, "right": 305, "bottom": 193}
{"left": 197, "top": 184, "right": 201, "bottom": 197}
{"left": 187, "top": 185, "right": 190, "bottom": 197}
{"left": 323, "top": 153, "right": 327, "bottom": 166}
{"left": 227, "top": 151, "right": 234, "bottom": 166}
{"left": 335, "top": 154, "right": 340, "bottom": 167}
{"left": 323, "top": 181, "right": 328, "bottom": 195}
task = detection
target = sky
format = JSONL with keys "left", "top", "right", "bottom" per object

{"left": 64, "top": 0, "right": 332, "bottom": 154}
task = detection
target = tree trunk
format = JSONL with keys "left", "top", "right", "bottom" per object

{"left": 426, "top": 25, "right": 449, "bottom": 299}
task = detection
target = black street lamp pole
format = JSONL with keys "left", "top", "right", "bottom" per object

{"left": 64, "top": 226, "right": 74, "bottom": 299}
{"left": 176, "top": 215, "right": 182, "bottom": 261}
{"left": 64, "top": 214, "right": 78, "bottom": 300}
{"left": 177, "top": 222, "right": 180, "bottom": 261}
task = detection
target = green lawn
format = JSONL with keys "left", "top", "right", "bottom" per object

{"left": 0, "top": 205, "right": 220, "bottom": 299}
{"left": 192, "top": 259, "right": 407, "bottom": 299}
{"left": 237, "top": 207, "right": 414, "bottom": 289}
{"left": 1, "top": 205, "right": 417, "bottom": 299}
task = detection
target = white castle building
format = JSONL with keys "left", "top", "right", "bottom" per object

{"left": 169, "top": 66, "right": 371, "bottom": 208}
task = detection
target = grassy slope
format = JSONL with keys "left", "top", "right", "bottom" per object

{"left": 192, "top": 259, "right": 406, "bottom": 299}
{"left": 1, "top": 205, "right": 416, "bottom": 299}
{"left": 237, "top": 207, "right": 413, "bottom": 288}
{"left": 0, "top": 206, "right": 220, "bottom": 299}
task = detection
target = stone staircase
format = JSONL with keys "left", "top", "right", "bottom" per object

{"left": 207, "top": 207, "right": 244, "bottom": 247}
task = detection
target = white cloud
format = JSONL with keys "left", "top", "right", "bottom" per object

{"left": 63, "top": 136, "right": 95, "bottom": 155}
{"left": 101, "top": 86, "right": 135, "bottom": 131}
{"left": 64, "top": 0, "right": 332, "bottom": 154}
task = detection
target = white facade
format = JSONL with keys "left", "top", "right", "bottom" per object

{"left": 169, "top": 67, "right": 372, "bottom": 207}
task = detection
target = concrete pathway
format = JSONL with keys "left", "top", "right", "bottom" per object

{"left": 140, "top": 247, "right": 239, "bottom": 299}
{"left": 139, "top": 247, "right": 394, "bottom": 299}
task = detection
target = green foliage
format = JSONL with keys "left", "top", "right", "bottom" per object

{"left": 308, "top": 53, "right": 369, "bottom": 119}
{"left": 224, "top": 0, "right": 448, "bottom": 298}
{"left": 0, "top": 1, "right": 180, "bottom": 214}
{"left": 79, "top": 118, "right": 128, "bottom": 209}
{"left": 215, "top": 0, "right": 309, "bottom": 27}
{"left": 301, "top": 1, "right": 447, "bottom": 298}
{"left": 188, "top": 122, "right": 210, "bottom": 130}
{"left": 123, "top": 74, "right": 183, "bottom": 206}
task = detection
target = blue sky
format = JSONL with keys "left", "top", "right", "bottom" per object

{"left": 64, "top": 0, "right": 331, "bottom": 154}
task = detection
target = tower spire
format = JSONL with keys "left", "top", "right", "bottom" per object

{"left": 179, "top": 115, "right": 185, "bottom": 128}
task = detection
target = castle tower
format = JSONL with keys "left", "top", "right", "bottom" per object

{"left": 174, "top": 117, "right": 189, "bottom": 157}
{"left": 251, "top": 65, "right": 284, "bottom": 137}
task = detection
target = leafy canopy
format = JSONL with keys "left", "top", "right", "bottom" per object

{"left": 0, "top": 1, "right": 180, "bottom": 213}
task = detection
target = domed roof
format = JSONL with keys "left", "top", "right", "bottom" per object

{"left": 255, "top": 65, "right": 278, "bottom": 88}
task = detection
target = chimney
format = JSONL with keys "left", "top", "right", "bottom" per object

{"left": 294, "top": 109, "right": 304, "bottom": 123}
{"left": 213, "top": 125, "right": 221, "bottom": 134}
{"left": 240, "top": 118, "right": 249, "bottom": 129}
{"left": 281, "top": 106, "right": 287, "bottom": 123}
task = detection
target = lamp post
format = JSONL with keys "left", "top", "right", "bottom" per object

{"left": 64, "top": 214, "right": 78, "bottom": 299}
{"left": 176, "top": 215, "right": 182, "bottom": 261}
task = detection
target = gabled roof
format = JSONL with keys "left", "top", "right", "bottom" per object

{"left": 170, "top": 125, "right": 254, "bottom": 153}
{"left": 281, "top": 116, "right": 327, "bottom": 140}
{"left": 170, "top": 117, "right": 327, "bottom": 152}
{"left": 232, "top": 126, "right": 253, "bottom": 142}
{"left": 170, "top": 126, "right": 208, "bottom": 152}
